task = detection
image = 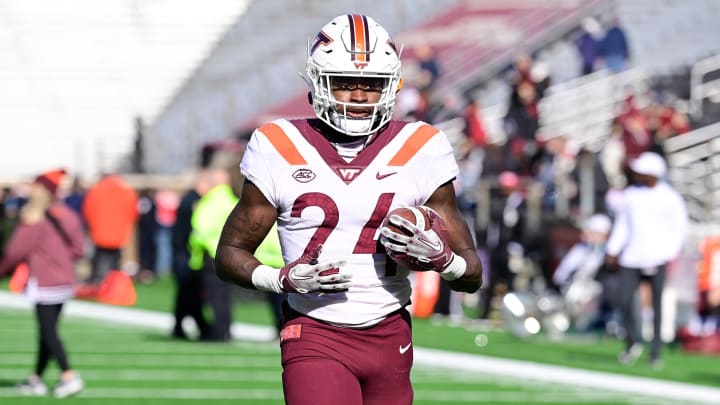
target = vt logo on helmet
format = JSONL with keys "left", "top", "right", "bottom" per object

{"left": 302, "top": 14, "right": 403, "bottom": 136}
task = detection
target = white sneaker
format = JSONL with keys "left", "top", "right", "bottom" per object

{"left": 618, "top": 343, "right": 644, "bottom": 365}
{"left": 53, "top": 375, "right": 84, "bottom": 398}
{"left": 17, "top": 377, "right": 48, "bottom": 396}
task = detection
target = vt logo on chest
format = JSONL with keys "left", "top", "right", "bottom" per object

{"left": 334, "top": 166, "right": 364, "bottom": 182}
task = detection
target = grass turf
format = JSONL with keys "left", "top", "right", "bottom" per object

{"left": 0, "top": 308, "right": 689, "bottom": 405}
{"left": 132, "top": 275, "right": 720, "bottom": 387}
{"left": 0, "top": 275, "right": 718, "bottom": 404}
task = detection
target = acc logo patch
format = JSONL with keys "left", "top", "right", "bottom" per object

{"left": 292, "top": 168, "right": 316, "bottom": 183}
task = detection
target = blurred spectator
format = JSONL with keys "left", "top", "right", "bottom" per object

{"left": 456, "top": 98, "right": 489, "bottom": 219}
{"left": 481, "top": 144, "right": 510, "bottom": 179}
{"left": 394, "top": 80, "right": 424, "bottom": 121}
{"left": 576, "top": 17, "right": 603, "bottom": 75}
{"left": 531, "top": 61, "right": 552, "bottom": 99}
{"left": 504, "top": 53, "right": 542, "bottom": 173}
{"left": 154, "top": 189, "right": 179, "bottom": 276}
{"left": 552, "top": 213, "right": 615, "bottom": 332}
{"left": 62, "top": 177, "right": 86, "bottom": 224}
{"left": 131, "top": 116, "right": 146, "bottom": 174}
{"left": 1, "top": 187, "right": 19, "bottom": 252}
{"left": 619, "top": 111, "right": 652, "bottom": 162}
{"left": 614, "top": 94, "right": 652, "bottom": 163}
{"left": 0, "top": 169, "right": 85, "bottom": 398}
{"left": 136, "top": 188, "right": 158, "bottom": 283}
{"left": 478, "top": 171, "right": 527, "bottom": 319}
{"left": 530, "top": 135, "right": 577, "bottom": 213}
{"left": 2, "top": 185, "right": 26, "bottom": 223}
{"left": 571, "top": 147, "right": 611, "bottom": 216}
{"left": 462, "top": 98, "right": 488, "bottom": 157}
{"left": 171, "top": 171, "right": 213, "bottom": 340}
{"left": 188, "top": 167, "right": 238, "bottom": 342}
{"left": 606, "top": 152, "right": 688, "bottom": 368}
{"left": 428, "top": 93, "right": 463, "bottom": 125}
{"left": 82, "top": 173, "right": 139, "bottom": 285}
{"left": 694, "top": 236, "right": 720, "bottom": 336}
{"left": 414, "top": 43, "right": 441, "bottom": 91}
{"left": 599, "top": 17, "right": 630, "bottom": 73}
{"left": 647, "top": 99, "right": 692, "bottom": 157}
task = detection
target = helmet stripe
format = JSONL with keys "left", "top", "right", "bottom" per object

{"left": 388, "top": 124, "right": 439, "bottom": 166}
{"left": 259, "top": 123, "right": 307, "bottom": 165}
{"left": 348, "top": 14, "right": 369, "bottom": 62}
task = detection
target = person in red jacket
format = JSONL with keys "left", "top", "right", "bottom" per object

{"left": 0, "top": 169, "right": 86, "bottom": 398}
{"left": 82, "top": 173, "right": 139, "bottom": 284}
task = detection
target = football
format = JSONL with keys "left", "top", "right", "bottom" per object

{"left": 381, "top": 206, "right": 433, "bottom": 235}
{"left": 381, "top": 205, "right": 434, "bottom": 270}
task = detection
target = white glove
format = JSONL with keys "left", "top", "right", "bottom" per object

{"left": 379, "top": 207, "right": 465, "bottom": 280}
{"left": 380, "top": 208, "right": 454, "bottom": 272}
{"left": 253, "top": 245, "right": 351, "bottom": 294}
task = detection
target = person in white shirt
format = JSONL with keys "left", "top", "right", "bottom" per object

{"left": 605, "top": 152, "right": 688, "bottom": 367}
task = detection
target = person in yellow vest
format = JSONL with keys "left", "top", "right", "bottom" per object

{"left": 188, "top": 168, "right": 238, "bottom": 342}
{"left": 253, "top": 222, "right": 286, "bottom": 336}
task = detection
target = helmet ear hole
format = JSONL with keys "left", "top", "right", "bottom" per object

{"left": 396, "top": 78, "right": 403, "bottom": 92}
{"left": 307, "top": 92, "right": 313, "bottom": 105}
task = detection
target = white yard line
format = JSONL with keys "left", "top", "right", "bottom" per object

{"left": 2, "top": 291, "right": 719, "bottom": 403}
{"left": 0, "top": 291, "right": 275, "bottom": 341}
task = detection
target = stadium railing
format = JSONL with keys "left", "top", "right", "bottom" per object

{"left": 664, "top": 120, "right": 720, "bottom": 223}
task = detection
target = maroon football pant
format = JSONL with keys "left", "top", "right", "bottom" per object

{"left": 280, "top": 306, "right": 413, "bottom": 405}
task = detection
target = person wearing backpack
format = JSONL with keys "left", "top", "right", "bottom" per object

{"left": 0, "top": 169, "right": 86, "bottom": 398}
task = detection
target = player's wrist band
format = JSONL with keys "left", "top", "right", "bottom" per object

{"left": 251, "top": 264, "right": 283, "bottom": 294}
{"left": 439, "top": 254, "right": 466, "bottom": 281}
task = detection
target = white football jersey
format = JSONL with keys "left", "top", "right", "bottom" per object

{"left": 240, "top": 118, "right": 459, "bottom": 327}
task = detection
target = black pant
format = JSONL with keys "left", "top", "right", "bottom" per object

{"left": 90, "top": 247, "right": 121, "bottom": 284}
{"left": 35, "top": 303, "right": 70, "bottom": 375}
{"left": 479, "top": 250, "right": 513, "bottom": 319}
{"left": 618, "top": 264, "right": 667, "bottom": 357}
{"left": 202, "top": 263, "right": 232, "bottom": 341}
{"left": 172, "top": 263, "right": 211, "bottom": 338}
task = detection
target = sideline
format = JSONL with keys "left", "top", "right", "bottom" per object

{"left": 2, "top": 291, "right": 719, "bottom": 403}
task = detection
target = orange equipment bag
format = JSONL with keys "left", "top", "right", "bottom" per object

{"left": 411, "top": 271, "right": 440, "bottom": 318}
{"left": 96, "top": 270, "right": 137, "bottom": 306}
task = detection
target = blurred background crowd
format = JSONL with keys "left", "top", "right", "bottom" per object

{"left": 2, "top": 0, "right": 720, "bottom": 357}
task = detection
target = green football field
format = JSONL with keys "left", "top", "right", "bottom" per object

{"left": 0, "top": 276, "right": 718, "bottom": 404}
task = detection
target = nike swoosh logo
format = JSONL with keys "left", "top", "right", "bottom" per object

{"left": 399, "top": 342, "right": 412, "bottom": 354}
{"left": 376, "top": 171, "right": 397, "bottom": 180}
{"left": 418, "top": 236, "right": 442, "bottom": 251}
{"left": 289, "top": 268, "right": 312, "bottom": 281}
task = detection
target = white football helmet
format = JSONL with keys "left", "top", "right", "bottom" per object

{"left": 303, "top": 14, "right": 402, "bottom": 136}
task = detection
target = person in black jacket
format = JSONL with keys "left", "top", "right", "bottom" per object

{"left": 478, "top": 171, "right": 527, "bottom": 319}
{"left": 170, "top": 172, "right": 212, "bottom": 340}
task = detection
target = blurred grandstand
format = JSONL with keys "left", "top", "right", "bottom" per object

{"left": 1, "top": 2, "right": 718, "bottom": 217}
{"left": 1, "top": 0, "right": 718, "bottom": 179}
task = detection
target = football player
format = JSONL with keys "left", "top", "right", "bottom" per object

{"left": 215, "top": 14, "right": 482, "bottom": 405}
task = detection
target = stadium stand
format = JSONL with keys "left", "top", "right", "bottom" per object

{"left": 6, "top": 0, "right": 720, "bottom": 179}
{"left": 0, "top": 0, "right": 248, "bottom": 180}
{"left": 144, "top": 0, "right": 461, "bottom": 174}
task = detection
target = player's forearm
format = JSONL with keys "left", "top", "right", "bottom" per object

{"left": 215, "top": 244, "right": 263, "bottom": 289}
{"left": 447, "top": 248, "right": 482, "bottom": 293}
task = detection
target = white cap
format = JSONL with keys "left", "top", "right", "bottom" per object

{"left": 582, "top": 17, "right": 602, "bottom": 37}
{"left": 583, "top": 214, "right": 611, "bottom": 234}
{"left": 630, "top": 152, "right": 666, "bottom": 178}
